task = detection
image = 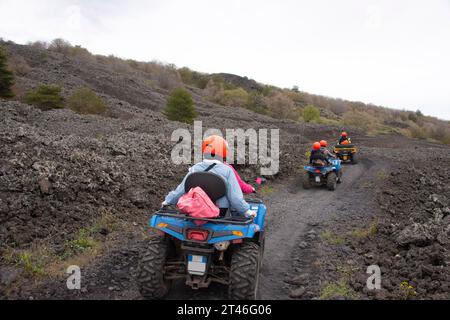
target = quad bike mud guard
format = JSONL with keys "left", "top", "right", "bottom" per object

{"left": 303, "top": 159, "right": 342, "bottom": 191}
{"left": 137, "top": 198, "right": 266, "bottom": 300}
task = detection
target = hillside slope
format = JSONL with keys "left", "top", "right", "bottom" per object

{"left": 1, "top": 40, "right": 449, "bottom": 300}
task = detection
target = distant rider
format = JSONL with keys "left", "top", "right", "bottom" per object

{"left": 162, "top": 135, "right": 256, "bottom": 218}
{"left": 339, "top": 132, "right": 351, "bottom": 145}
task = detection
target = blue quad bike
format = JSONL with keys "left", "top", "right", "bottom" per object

{"left": 137, "top": 170, "right": 266, "bottom": 300}
{"left": 303, "top": 159, "right": 342, "bottom": 191}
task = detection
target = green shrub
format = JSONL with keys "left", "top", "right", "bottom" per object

{"left": 67, "top": 87, "right": 107, "bottom": 115}
{"left": 179, "top": 67, "right": 193, "bottom": 84}
{"left": 343, "top": 110, "right": 374, "bottom": 132}
{"left": 221, "top": 88, "right": 249, "bottom": 107}
{"left": 266, "top": 92, "right": 297, "bottom": 120}
{"left": 408, "top": 112, "right": 418, "bottom": 122}
{"left": 192, "top": 74, "right": 209, "bottom": 89}
{"left": 302, "top": 105, "right": 321, "bottom": 122}
{"left": 18, "top": 252, "right": 46, "bottom": 275}
{"left": 48, "top": 38, "right": 92, "bottom": 60}
{"left": 179, "top": 67, "right": 209, "bottom": 89}
{"left": 408, "top": 125, "right": 429, "bottom": 140}
{"left": 262, "top": 85, "right": 275, "bottom": 97}
{"left": 156, "top": 68, "right": 183, "bottom": 90}
{"left": 441, "top": 134, "right": 450, "bottom": 145}
{"left": 203, "top": 78, "right": 224, "bottom": 103}
{"left": 28, "top": 41, "right": 49, "bottom": 50}
{"left": 320, "top": 279, "right": 356, "bottom": 300}
{"left": 24, "top": 85, "right": 64, "bottom": 110}
{"left": 61, "top": 227, "right": 99, "bottom": 260}
{"left": 164, "top": 88, "right": 197, "bottom": 124}
{"left": 211, "top": 75, "right": 236, "bottom": 90}
{"left": 246, "top": 92, "right": 268, "bottom": 115}
{"left": 0, "top": 46, "right": 14, "bottom": 98}
{"left": 48, "top": 38, "right": 73, "bottom": 54}
{"left": 7, "top": 55, "right": 31, "bottom": 76}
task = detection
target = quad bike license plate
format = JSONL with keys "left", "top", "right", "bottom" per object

{"left": 187, "top": 255, "right": 207, "bottom": 276}
{"left": 343, "top": 156, "right": 348, "bottom": 160}
{"left": 315, "top": 176, "right": 321, "bottom": 183}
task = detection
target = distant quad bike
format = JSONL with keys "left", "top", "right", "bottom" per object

{"left": 137, "top": 171, "right": 266, "bottom": 300}
{"left": 303, "top": 159, "right": 342, "bottom": 191}
{"left": 334, "top": 143, "right": 358, "bottom": 164}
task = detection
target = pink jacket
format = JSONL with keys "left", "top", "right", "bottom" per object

{"left": 225, "top": 163, "right": 254, "bottom": 194}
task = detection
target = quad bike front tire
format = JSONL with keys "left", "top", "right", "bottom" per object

{"left": 351, "top": 154, "right": 358, "bottom": 164}
{"left": 326, "top": 172, "right": 337, "bottom": 191}
{"left": 229, "top": 241, "right": 261, "bottom": 300}
{"left": 137, "top": 235, "right": 172, "bottom": 299}
{"left": 303, "top": 172, "right": 312, "bottom": 189}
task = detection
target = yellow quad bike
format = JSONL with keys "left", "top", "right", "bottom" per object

{"left": 334, "top": 143, "right": 358, "bottom": 164}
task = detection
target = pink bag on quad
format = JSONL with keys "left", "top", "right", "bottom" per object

{"left": 177, "top": 186, "right": 219, "bottom": 225}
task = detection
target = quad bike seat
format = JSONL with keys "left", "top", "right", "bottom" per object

{"left": 184, "top": 171, "right": 233, "bottom": 218}
{"left": 311, "top": 162, "right": 326, "bottom": 167}
{"left": 185, "top": 171, "right": 227, "bottom": 202}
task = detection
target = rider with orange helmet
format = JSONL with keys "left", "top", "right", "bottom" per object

{"left": 309, "top": 141, "right": 330, "bottom": 166}
{"left": 201, "top": 135, "right": 255, "bottom": 194}
{"left": 313, "top": 142, "right": 321, "bottom": 151}
{"left": 320, "top": 140, "right": 336, "bottom": 159}
{"left": 163, "top": 135, "right": 255, "bottom": 217}
{"left": 339, "top": 132, "right": 351, "bottom": 145}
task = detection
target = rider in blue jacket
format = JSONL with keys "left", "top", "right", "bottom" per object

{"left": 163, "top": 135, "right": 254, "bottom": 218}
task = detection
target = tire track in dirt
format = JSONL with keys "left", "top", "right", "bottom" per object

{"left": 258, "top": 159, "right": 372, "bottom": 299}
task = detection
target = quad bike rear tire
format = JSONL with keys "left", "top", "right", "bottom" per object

{"left": 351, "top": 154, "right": 358, "bottom": 164}
{"left": 229, "top": 241, "right": 261, "bottom": 300}
{"left": 303, "top": 172, "right": 312, "bottom": 189}
{"left": 327, "top": 172, "right": 337, "bottom": 191}
{"left": 137, "top": 235, "right": 172, "bottom": 299}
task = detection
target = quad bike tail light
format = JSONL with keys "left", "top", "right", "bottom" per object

{"left": 187, "top": 229, "right": 209, "bottom": 241}
{"left": 315, "top": 169, "right": 321, "bottom": 173}
{"left": 231, "top": 230, "right": 244, "bottom": 237}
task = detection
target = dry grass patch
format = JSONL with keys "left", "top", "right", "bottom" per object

{"left": 2, "top": 211, "right": 121, "bottom": 278}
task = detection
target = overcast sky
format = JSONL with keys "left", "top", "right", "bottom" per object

{"left": 1, "top": 0, "right": 449, "bottom": 119}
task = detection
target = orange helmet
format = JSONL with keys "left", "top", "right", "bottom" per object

{"left": 341, "top": 132, "right": 347, "bottom": 137}
{"left": 313, "top": 142, "right": 321, "bottom": 150}
{"left": 202, "top": 135, "right": 229, "bottom": 159}
{"left": 320, "top": 140, "right": 328, "bottom": 147}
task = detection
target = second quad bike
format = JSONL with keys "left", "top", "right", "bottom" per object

{"left": 137, "top": 170, "right": 266, "bottom": 300}
{"left": 303, "top": 159, "right": 342, "bottom": 191}
{"left": 334, "top": 143, "right": 358, "bottom": 164}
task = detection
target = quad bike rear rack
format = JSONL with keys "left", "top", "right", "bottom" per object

{"left": 155, "top": 209, "right": 254, "bottom": 225}
{"left": 334, "top": 144, "right": 356, "bottom": 151}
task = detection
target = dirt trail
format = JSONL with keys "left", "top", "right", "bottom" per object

{"left": 259, "top": 159, "right": 372, "bottom": 299}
